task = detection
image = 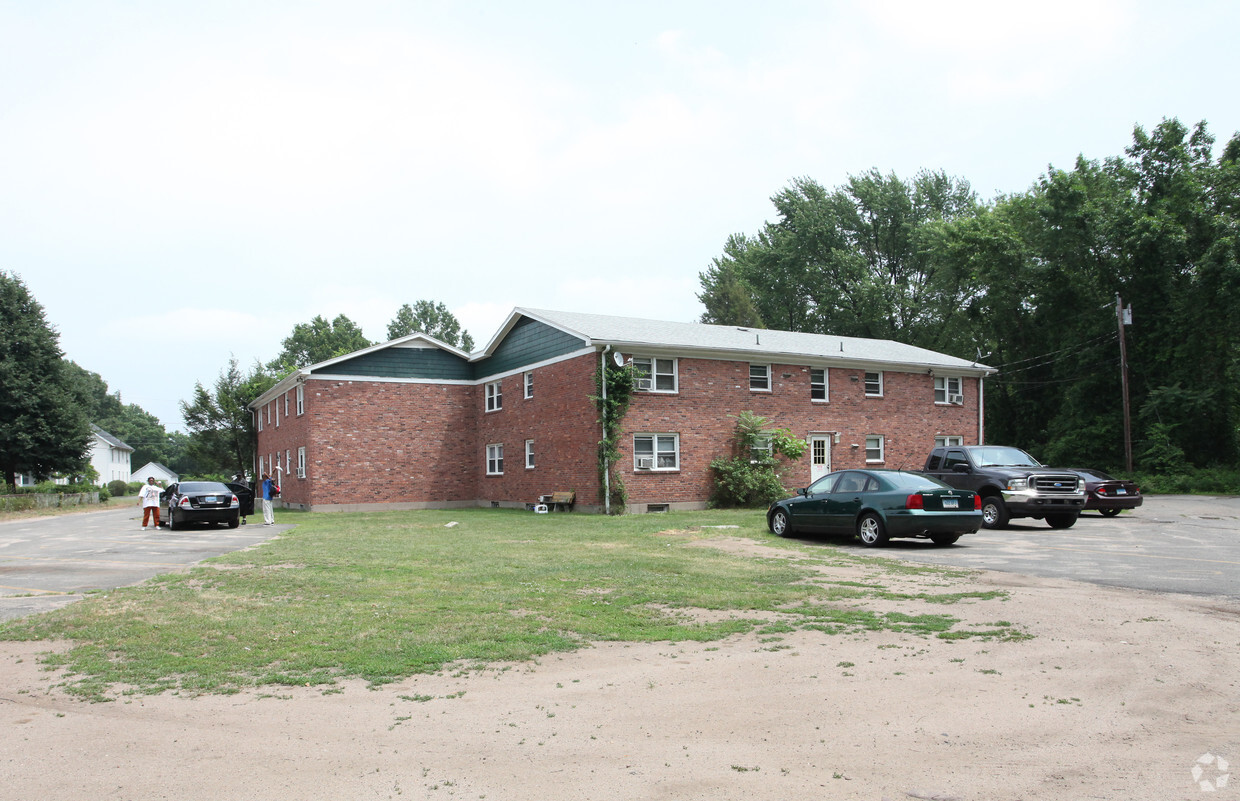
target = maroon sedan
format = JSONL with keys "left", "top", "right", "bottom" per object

{"left": 1071, "top": 468, "right": 1143, "bottom": 517}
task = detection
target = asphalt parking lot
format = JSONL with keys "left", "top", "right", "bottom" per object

{"left": 869, "top": 494, "right": 1240, "bottom": 599}
{"left": 0, "top": 506, "right": 289, "bottom": 621}
{"left": 2, "top": 496, "right": 1237, "bottom": 623}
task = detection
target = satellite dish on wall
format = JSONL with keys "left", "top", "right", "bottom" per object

{"left": 612, "top": 351, "right": 625, "bottom": 367}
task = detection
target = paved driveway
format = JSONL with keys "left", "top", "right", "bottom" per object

{"left": 867, "top": 495, "right": 1240, "bottom": 599}
{"left": 0, "top": 506, "right": 289, "bottom": 621}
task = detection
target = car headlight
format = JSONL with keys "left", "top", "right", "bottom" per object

{"left": 1007, "top": 478, "right": 1028, "bottom": 492}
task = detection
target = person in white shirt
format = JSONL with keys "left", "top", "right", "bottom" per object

{"left": 137, "top": 476, "right": 162, "bottom": 530}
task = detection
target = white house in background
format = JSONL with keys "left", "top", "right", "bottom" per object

{"left": 90, "top": 425, "right": 133, "bottom": 486}
{"left": 131, "top": 461, "right": 178, "bottom": 485}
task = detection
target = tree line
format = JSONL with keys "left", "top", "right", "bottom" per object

{"left": 699, "top": 118, "right": 1240, "bottom": 476}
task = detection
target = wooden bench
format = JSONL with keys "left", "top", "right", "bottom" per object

{"left": 549, "top": 491, "right": 575, "bottom": 512}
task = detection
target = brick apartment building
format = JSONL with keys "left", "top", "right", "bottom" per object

{"left": 250, "top": 308, "right": 995, "bottom": 513}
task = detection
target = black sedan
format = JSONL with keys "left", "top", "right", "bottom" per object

{"left": 768, "top": 469, "right": 982, "bottom": 547}
{"left": 1070, "top": 468, "right": 1143, "bottom": 516}
{"left": 164, "top": 481, "right": 241, "bottom": 530}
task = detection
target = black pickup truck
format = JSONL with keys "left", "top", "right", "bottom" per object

{"left": 922, "top": 445, "right": 1085, "bottom": 529}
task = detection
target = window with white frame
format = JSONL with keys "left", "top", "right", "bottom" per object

{"left": 634, "top": 433, "right": 679, "bottom": 470}
{"left": 810, "top": 368, "right": 827, "bottom": 401}
{"left": 523, "top": 372, "right": 533, "bottom": 399}
{"left": 632, "top": 357, "right": 677, "bottom": 392}
{"left": 297, "top": 446, "right": 306, "bottom": 478}
{"left": 865, "top": 371, "right": 884, "bottom": 397}
{"left": 275, "top": 400, "right": 280, "bottom": 427}
{"left": 285, "top": 450, "right": 291, "bottom": 476}
{"left": 865, "top": 435, "right": 885, "bottom": 463}
{"left": 749, "top": 363, "right": 771, "bottom": 391}
{"left": 485, "top": 380, "right": 503, "bottom": 412}
{"left": 486, "top": 444, "right": 504, "bottom": 475}
{"left": 256, "top": 410, "right": 263, "bottom": 432}
{"left": 284, "top": 392, "right": 289, "bottom": 417}
{"left": 258, "top": 456, "right": 264, "bottom": 476}
{"left": 525, "top": 439, "right": 535, "bottom": 469}
{"left": 296, "top": 384, "right": 304, "bottom": 416}
{"left": 935, "top": 376, "right": 963, "bottom": 404}
{"left": 265, "top": 403, "right": 271, "bottom": 426}
{"left": 750, "top": 434, "right": 773, "bottom": 463}
{"left": 935, "top": 435, "right": 964, "bottom": 448}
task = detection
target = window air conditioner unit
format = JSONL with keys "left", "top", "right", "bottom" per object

{"left": 637, "top": 457, "right": 654, "bottom": 469}
{"left": 949, "top": 394, "right": 964, "bottom": 405}
{"left": 636, "top": 378, "right": 653, "bottom": 391}
{"left": 296, "top": 468, "right": 306, "bottom": 478}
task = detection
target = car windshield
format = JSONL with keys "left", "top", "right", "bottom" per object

{"left": 881, "top": 472, "right": 949, "bottom": 491}
{"left": 971, "top": 447, "right": 1040, "bottom": 467}
{"left": 179, "top": 482, "right": 229, "bottom": 493}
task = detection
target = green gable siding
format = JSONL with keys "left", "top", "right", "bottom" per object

{"left": 316, "top": 346, "right": 473, "bottom": 380}
{"left": 475, "top": 316, "right": 587, "bottom": 378}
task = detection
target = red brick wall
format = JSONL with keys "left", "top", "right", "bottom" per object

{"left": 618, "top": 359, "right": 979, "bottom": 505}
{"left": 474, "top": 353, "right": 602, "bottom": 507}
{"left": 254, "top": 355, "right": 979, "bottom": 511}
{"left": 257, "top": 380, "right": 479, "bottom": 507}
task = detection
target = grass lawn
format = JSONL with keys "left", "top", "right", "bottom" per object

{"left": 0, "top": 508, "right": 1017, "bottom": 699}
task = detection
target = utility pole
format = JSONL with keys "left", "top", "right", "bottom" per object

{"left": 1117, "top": 295, "right": 1133, "bottom": 473}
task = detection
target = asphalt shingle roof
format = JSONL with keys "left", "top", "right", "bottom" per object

{"left": 518, "top": 308, "right": 993, "bottom": 374}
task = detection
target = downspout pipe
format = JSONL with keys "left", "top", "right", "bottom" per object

{"left": 601, "top": 345, "right": 611, "bottom": 515}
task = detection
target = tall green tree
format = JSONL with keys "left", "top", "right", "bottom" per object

{"left": 386, "top": 300, "right": 475, "bottom": 351}
{"left": 268, "top": 314, "right": 372, "bottom": 372}
{"left": 698, "top": 170, "right": 979, "bottom": 354}
{"left": 941, "top": 118, "right": 1240, "bottom": 469}
{"left": 64, "top": 362, "right": 178, "bottom": 470}
{"left": 0, "top": 272, "right": 93, "bottom": 487}
{"left": 181, "top": 358, "right": 277, "bottom": 477}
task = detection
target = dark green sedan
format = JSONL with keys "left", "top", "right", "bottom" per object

{"left": 767, "top": 469, "right": 982, "bottom": 546}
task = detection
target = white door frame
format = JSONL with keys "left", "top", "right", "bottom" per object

{"left": 809, "top": 434, "right": 832, "bottom": 484}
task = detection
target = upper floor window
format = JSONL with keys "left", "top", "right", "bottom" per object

{"left": 284, "top": 392, "right": 289, "bottom": 417}
{"left": 810, "top": 368, "right": 827, "bottom": 401}
{"left": 934, "top": 376, "right": 963, "bottom": 404}
{"left": 935, "top": 435, "right": 963, "bottom": 448}
{"left": 257, "top": 410, "right": 263, "bottom": 432}
{"left": 523, "top": 371, "right": 534, "bottom": 399}
{"left": 865, "top": 371, "right": 884, "bottom": 397}
{"left": 632, "top": 357, "right": 677, "bottom": 393}
{"left": 296, "top": 384, "right": 305, "bottom": 416}
{"left": 749, "top": 364, "right": 771, "bottom": 391}
{"left": 485, "top": 380, "right": 503, "bottom": 412}
{"left": 865, "top": 435, "right": 885, "bottom": 463}
{"left": 634, "top": 433, "right": 679, "bottom": 471}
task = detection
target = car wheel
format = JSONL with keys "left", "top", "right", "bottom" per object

{"left": 930, "top": 534, "right": 960, "bottom": 546}
{"left": 228, "top": 514, "right": 240, "bottom": 529}
{"left": 1099, "top": 508, "right": 1121, "bottom": 517}
{"left": 168, "top": 510, "right": 179, "bottom": 531}
{"left": 1046, "top": 513, "right": 1078, "bottom": 529}
{"left": 857, "top": 513, "right": 888, "bottom": 547}
{"left": 769, "top": 509, "right": 792, "bottom": 536}
{"left": 980, "top": 496, "right": 1009, "bottom": 529}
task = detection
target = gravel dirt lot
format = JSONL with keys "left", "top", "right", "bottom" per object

{"left": 2, "top": 530, "right": 1238, "bottom": 801}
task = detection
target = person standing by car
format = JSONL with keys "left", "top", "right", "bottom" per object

{"left": 261, "top": 472, "right": 277, "bottom": 526}
{"left": 137, "top": 476, "right": 162, "bottom": 530}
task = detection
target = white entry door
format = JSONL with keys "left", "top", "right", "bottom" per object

{"left": 809, "top": 435, "right": 832, "bottom": 484}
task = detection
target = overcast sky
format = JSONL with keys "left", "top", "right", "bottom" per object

{"left": 4, "top": 1, "right": 1238, "bottom": 431}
